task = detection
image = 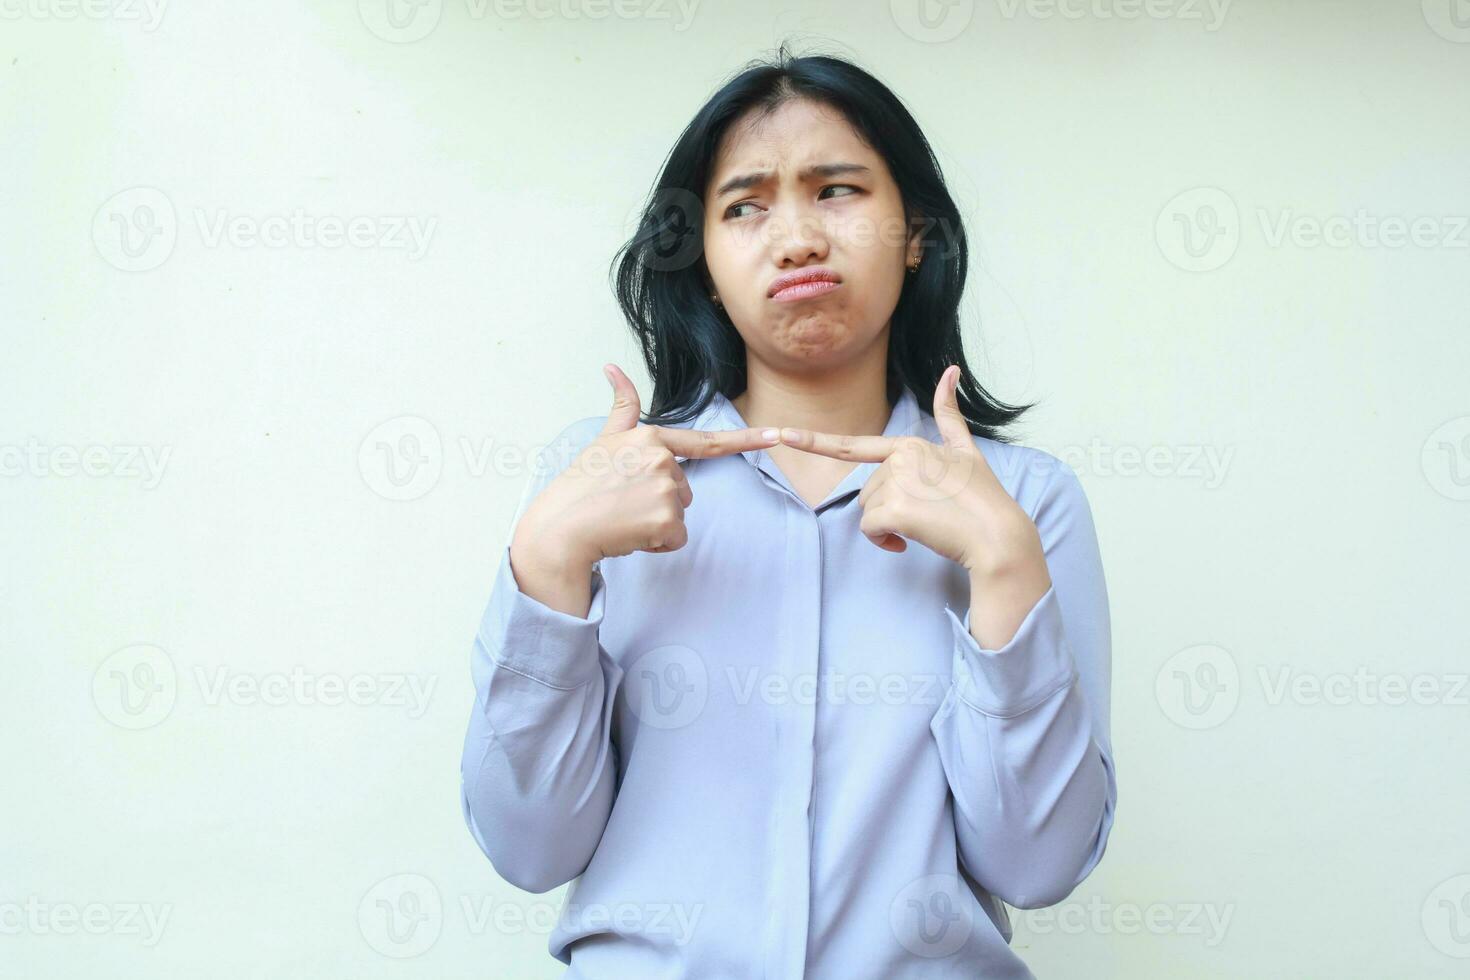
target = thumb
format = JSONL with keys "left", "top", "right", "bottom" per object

{"left": 601, "top": 363, "right": 643, "bottom": 434}
{"left": 932, "top": 365, "right": 971, "bottom": 450}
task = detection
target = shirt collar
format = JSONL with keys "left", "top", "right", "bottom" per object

{"left": 681, "top": 382, "right": 929, "bottom": 511}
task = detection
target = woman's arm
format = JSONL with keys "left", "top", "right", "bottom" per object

{"left": 458, "top": 417, "right": 623, "bottom": 894}
{"left": 928, "top": 458, "right": 1118, "bottom": 910}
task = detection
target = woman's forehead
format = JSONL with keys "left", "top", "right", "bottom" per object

{"left": 708, "top": 106, "right": 877, "bottom": 193}
{"left": 717, "top": 100, "right": 863, "bottom": 160}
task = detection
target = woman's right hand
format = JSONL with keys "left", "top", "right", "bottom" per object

{"left": 510, "top": 364, "right": 780, "bottom": 579}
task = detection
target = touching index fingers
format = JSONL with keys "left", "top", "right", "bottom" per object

{"left": 652, "top": 425, "right": 781, "bottom": 459}
{"left": 776, "top": 428, "right": 896, "bottom": 463}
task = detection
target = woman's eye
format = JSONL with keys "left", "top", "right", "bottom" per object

{"left": 724, "top": 185, "right": 860, "bottom": 220}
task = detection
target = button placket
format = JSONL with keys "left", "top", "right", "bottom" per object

{"left": 792, "top": 505, "right": 822, "bottom": 980}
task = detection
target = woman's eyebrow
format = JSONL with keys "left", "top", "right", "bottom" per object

{"left": 712, "top": 162, "right": 871, "bottom": 198}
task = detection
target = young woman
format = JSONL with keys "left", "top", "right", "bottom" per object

{"left": 459, "top": 46, "right": 1116, "bottom": 979}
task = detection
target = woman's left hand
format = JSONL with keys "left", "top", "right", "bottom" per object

{"left": 777, "top": 366, "right": 1047, "bottom": 580}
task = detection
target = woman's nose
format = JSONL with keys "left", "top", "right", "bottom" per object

{"left": 767, "top": 207, "right": 830, "bottom": 264}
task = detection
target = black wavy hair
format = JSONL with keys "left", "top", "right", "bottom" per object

{"left": 607, "top": 42, "right": 1034, "bottom": 443}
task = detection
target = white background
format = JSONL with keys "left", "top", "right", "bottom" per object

{"left": 3, "top": 0, "right": 1468, "bottom": 976}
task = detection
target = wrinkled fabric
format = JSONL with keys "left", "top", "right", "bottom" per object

{"left": 459, "top": 383, "right": 1117, "bottom": 979}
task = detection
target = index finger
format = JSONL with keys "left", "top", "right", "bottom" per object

{"left": 777, "top": 428, "right": 896, "bottom": 462}
{"left": 652, "top": 425, "right": 781, "bottom": 459}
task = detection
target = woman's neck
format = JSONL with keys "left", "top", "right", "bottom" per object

{"left": 731, "top": 363, "right": 894, "bottom": 439}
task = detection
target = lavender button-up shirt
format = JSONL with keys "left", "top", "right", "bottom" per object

{"left": 459, "top": 382, "right": 1117, "bottom": 979}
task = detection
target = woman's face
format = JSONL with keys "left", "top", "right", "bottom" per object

{"left": 702, "top": 98, "right": 919, "bottom": 378}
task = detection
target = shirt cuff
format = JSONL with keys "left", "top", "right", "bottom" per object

{"left": 943, "top": 584, "right": 1077, "bottom": 717}
{"left": 477, "top": 543, "right": 607, "bottom": 689}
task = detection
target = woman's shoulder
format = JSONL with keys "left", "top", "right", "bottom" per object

{"left": 533, "top": 414, "right": 608, "bottom": 475}
{"left": 970, "top": 435, "right": 1087, "bottom": 521}
{"left": 539, "top": 401, "right": 720, "bottom": 470}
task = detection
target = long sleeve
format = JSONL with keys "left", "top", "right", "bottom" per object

{"left": 928, "top": 457, "right": 1117, "bottom": 910}
{"left": 458, "top": 416, "right": 624, "bottom": 894}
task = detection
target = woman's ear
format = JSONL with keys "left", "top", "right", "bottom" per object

{"left": 906, "top": 214, "right": 927, "bottom": 269}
